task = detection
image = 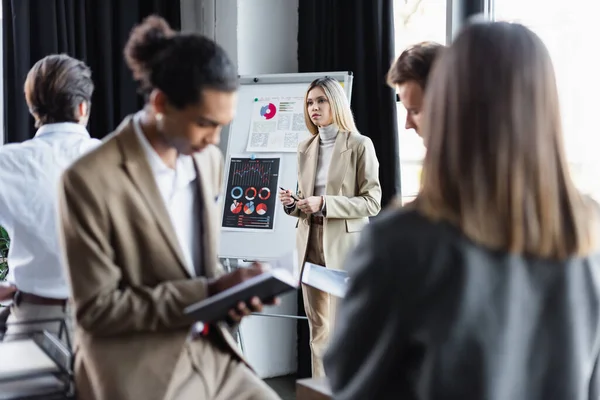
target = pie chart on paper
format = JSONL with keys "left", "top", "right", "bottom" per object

{"left": 243, "top": 201, "right": 255, "bottom": 215}
{"left": 230, "top": 201, "right": 242, "bottom": 214}
{"left": 256, "top": 203, "right": 268, "bottom": 215}
{"left": 260, "top": 103, "right": 277, "bottom": 120}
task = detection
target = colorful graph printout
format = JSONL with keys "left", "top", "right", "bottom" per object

{"left": 222, "top": 156, "right": 280, "bottom": 231}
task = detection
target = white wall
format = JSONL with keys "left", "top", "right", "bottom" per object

{"left": 237, "top": 0, "right": 298, "bottom": 75}
{"left": 181, "top": 0, "right": 300, "bottom": 379}
{"left": 234, "top": 0, "right": 299, "bottom": 379}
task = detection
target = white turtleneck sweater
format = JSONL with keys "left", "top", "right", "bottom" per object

{"left": 313, "top": 124, "right": 339, "bottom": 216}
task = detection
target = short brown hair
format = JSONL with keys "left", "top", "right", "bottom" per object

{"left": 387, "top": 42, "right": 444, "bottom": 89}
{"left": 24, "top": 54, "right": 94, "bottom": 128}
{"left": 415, "top": 21, "right": 598, "bottom": 259}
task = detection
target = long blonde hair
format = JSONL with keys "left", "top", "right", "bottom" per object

{"left": 303, "top": 77, "right": 358, "bottom": 135}
{"left": 416, "top": 21, "right": 598, "bottom": 260}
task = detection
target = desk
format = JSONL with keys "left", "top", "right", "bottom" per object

{"left": 0, "top": 321, "right": 73, "bottom": 399}
{"left": 296, "top": 377, "right": 332, "bottom": 400}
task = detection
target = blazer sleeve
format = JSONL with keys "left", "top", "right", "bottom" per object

{"left": 283, "top": 154, "right": 308, "bottom": 219}
{"left": 323, "top": 137, "right": 382, "bottom": 219}
{"left": 323, "top": 221, "right": 413, "bottom": 399}
{"left": 59, "top": 168, "right": 209, "bottom": 337}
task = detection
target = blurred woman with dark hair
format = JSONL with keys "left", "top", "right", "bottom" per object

{"left": 325, "top": 21, "right": 600, "bottom": 400}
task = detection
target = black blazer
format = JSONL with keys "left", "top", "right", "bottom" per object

{"left": 325, "top": 207, "right": 600, "bottom": 400}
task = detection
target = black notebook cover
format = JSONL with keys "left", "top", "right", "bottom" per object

{"left": 184, "top": 268, "right": 298, "bottom": 323}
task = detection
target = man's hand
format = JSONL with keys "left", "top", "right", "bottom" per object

{"left": 296, "top": 196, "right": 323, "bottom": 214}
{"left": 207, "top": 263, "right": 280, "bottom": 323}
{"left": 0, "top": 284, "right": 16, "bottom": 302}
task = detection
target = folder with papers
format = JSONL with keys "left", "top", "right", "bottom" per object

{"left": 301, "top": 262, "right": 349, "bottom": 298}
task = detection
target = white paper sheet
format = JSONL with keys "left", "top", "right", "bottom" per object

{"left": 301, "top": 262, "right": 349, "bottom": 298}
{"left": 246, "top": 97, "right": 311, "bottom": 152}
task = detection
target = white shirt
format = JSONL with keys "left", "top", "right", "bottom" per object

{"left": 313, "top": 124, "right": 339, "bottom": 216}
{"left": 0, "top": 123, "right": 101, "bottom": 299}
{"left": 132, "top": 114, "right": 202, "bottom": 277}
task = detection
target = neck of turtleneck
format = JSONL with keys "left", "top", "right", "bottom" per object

{"left": 318, "top": 123, "right": 339, "bottom": 142}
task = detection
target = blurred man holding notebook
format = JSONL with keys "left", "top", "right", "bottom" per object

{"left": 58, "top": 17, "right": 280, "bottom": 400}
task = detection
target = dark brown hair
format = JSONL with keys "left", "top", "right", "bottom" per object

{"left": 415, "top": 21, "right": 597, "bottom": 259}
{"left": 387, "top": 42, "right": 444, "bottom": 89}
{"left": 24, "top": 54, "right": 94, "bottom": 128}
{"left": 124, "top": 15, "right": 238, "bottom": 109}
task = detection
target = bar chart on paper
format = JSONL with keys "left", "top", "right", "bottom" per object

{"left": 222, "top": 156, "right": 281, "bottom": 231}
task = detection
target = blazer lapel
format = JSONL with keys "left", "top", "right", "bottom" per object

{"left": 118, "top": 118, "right": 190, "bottom": 277}
{"left": 327, "top": 132, "right": 351, "bottom": 195}
{"left": 192, "top": 154, "right": 218, "bottom": 279}
{"left": 298, "top": 136, "right": 320, "bottom": 198}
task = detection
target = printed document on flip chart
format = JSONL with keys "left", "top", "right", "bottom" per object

{"left": 246, "top": 96, "right": 311, "bottom": 152}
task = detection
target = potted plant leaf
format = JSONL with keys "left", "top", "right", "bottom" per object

{"left": 0, "top": 226, "right": 8, "bottom": 281}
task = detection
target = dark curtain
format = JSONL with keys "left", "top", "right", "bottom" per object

{"left": 296, "top": 0, "right": 398, "bottom": 379}
{"left": 3, "top": 0, "right": 180, "bottom": 143}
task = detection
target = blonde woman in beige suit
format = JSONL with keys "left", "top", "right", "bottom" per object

{"left": 278, "top": 77, "right": 382, "bottom": 377}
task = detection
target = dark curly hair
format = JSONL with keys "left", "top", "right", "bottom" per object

{"left": 124, "top": 15, "right": 238, "bottom": 109}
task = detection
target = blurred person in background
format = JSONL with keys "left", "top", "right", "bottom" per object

{"left": 58, "top": 16, "right": 279, "bottom": 400}
{"left": 0, "top": 54, "right": 99, "bottom": 343}
{"left": 387, "top": 41, "right": 444, "bottom": 142}
{"left": 325, "top": 21, "right": 600, "bottom": 400}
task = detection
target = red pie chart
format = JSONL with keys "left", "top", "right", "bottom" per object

{"left": 260, "top": 103, "right": 277, "bottom": 120}
{"left": 230, "top": 201, "right": 242, "bottom": 214}
{"left": 256, "top": 203, "right": 268, "bottom": 215}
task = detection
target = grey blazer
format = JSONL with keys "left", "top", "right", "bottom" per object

{"left": 324, "top": 207, "right": 600, "bottom": 400}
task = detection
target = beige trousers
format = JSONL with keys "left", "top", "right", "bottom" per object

{"left": 302, "top": 223, "right": 337, "bottom": 378}
{"left": 164, "top": 338, "right": 280, "bottom": 400}
{"left": 4, "top": 300, "right": 73, "bottom": 346}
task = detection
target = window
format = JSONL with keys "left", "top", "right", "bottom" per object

{"left": 494, "top": 0, "right": 600, "bottom": 200}
{"left": 393, "top": 0, "right": 447, "bottom": 204}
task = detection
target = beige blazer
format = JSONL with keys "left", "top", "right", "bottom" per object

{"left": 58, "top": 117, "right": 243, "bottom": 400}
{"left": 286, "top": 131, "right": 382, "bottom": 274}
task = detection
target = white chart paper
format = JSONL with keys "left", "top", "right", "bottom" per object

{"left": 246, "top": 97, "right": 311, "bottom": 152}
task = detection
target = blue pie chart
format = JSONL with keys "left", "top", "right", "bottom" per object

{"left": 243, "top": 201, "right": 255, "bottom": 214}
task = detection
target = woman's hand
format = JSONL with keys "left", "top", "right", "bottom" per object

{"left": 297, "top": 196, "right": 323, "bottom": 214}
{"left": 278, "top": 189, "right": 295, "bottom": 207}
